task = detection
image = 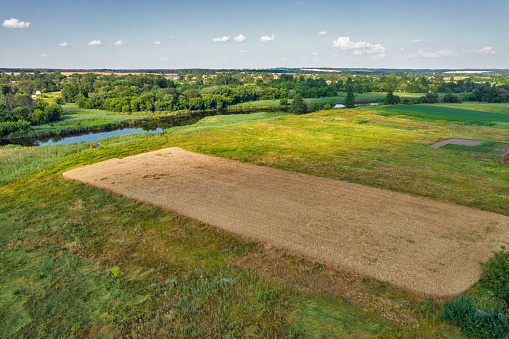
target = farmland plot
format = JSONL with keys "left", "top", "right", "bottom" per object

{"left": 63, "top": 147, "right": 509, "bottom": 297}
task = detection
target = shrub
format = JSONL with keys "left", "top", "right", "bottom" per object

{"left": 480, "top": 246, "right": 509, "bottom": 305}
{"left": 111, "top": 266, "right": 124, "bottom": 279}
{"left": 441, "top": 296, "right": 509, "bottom": 338}
{"left": 503, "top": 153, "right": 509, "bottom": 165}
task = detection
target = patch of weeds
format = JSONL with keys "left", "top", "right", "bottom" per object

{"left": 290, "top": 297, "right": 393, "bottom": 338}
{"left": 354, "top": 119, "right": 369, "bottom": 124}
{"left": 413, "top": 298, "right": 436, "bottom": 320}
{"left": 441, "top": 296, "right": 509, "bottom": 339}
{"left": 479, "top": 246, "right": 509, "bottom": 306}
{"left": 111, "top": 266, "right": 124, "bottom": 279}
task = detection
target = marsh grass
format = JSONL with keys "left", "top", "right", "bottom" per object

{"left": 3, "top": 104, "right": 506, "bottom": 337}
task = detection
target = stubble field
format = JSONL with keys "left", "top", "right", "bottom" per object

{"left": 63, "top": 147, "right": 509, "bottom": 297}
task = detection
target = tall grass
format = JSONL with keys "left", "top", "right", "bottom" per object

{"left": 0, "top": 143, "right": 91, "bottom": 185}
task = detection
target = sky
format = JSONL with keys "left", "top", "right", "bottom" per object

{"left": 1, "top": 0, "right": 508, "bottom": 70}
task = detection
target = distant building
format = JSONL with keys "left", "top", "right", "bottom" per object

{"left": 173, "top": 75, "right": 180, "bottom": 80}
{"left": 35, "top": 90, "right": 42, "bottom": 95}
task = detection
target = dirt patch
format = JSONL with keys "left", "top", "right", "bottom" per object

{"left": 62, "top": 147, "right": 509, "bottom": 297}
{"left": 430, "top": 138, "right": 483, "bottom": 148}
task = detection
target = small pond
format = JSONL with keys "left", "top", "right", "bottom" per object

{"left": 333, "top": 102, "right": 379, "bottom": 109}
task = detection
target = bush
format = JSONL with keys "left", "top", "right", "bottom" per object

{"left": 111, "top": 266, "right": 124, "bottom": 279}
{"left": 503, "top": 153, "right": 509, "bottom": 165}
{"left": 480, "top": 246, "right": 509, "bottom": 305}
{"left": 441, "top": 296, "right": 509, "bottom": 338}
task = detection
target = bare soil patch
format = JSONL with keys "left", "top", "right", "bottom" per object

{"left": 430, "top": 138, "right": 483, "bottom": 148}
{"left": 62, "top": 147, "right": 509, "bottom": 297}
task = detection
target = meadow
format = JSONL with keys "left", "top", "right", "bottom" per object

{"left": 237, "top": 92, "right": 444, "bottom": 108}
{"left": 385, "top": 104, "right": 509, "bottom": 123}
{"left": 2, "top": 103, "right": 509, "bottom": 337}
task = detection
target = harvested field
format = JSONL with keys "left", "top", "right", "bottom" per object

{"left": 62, "top": 147, "right": 509, "bottom": 297}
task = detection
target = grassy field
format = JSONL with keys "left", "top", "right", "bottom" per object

{"left": 385, "top": 104, "right": 509, "bottom": 123}
{"left": 237, "top": 92, "right": 440, "bottom": 108}
{"left": 38, "top": 91, "right": 62, "bottom": 103}
{"left": 3, "top": 103, "right": 509, "bottom": 337}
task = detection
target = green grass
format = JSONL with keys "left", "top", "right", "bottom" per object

{"left": 335, "top": 92, "right": 428, "bottom": 101}
{"left": 434, "top": 102, "right": 509, "bottom": 114}
{"left": 236, "top": 92, "right": 440, "bottom": 108}
{"left": 5, "top": 104, "right": 508, "bottom": 337}
{"left": 385, "top": 104, "right": 509, "bottom": 123}
{"left": 0, "top": 143, "right": 92, "bottom": 186}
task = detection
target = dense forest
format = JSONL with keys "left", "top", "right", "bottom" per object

{"left": 1, "top": 69, "right": 509, "bottom": 139}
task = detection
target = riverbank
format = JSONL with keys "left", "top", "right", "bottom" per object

{"left": 2, "top": 105, "right": 287, "bottom": 145}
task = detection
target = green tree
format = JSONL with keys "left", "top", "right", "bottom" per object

{"left": 344, "top": 89, "right": 355, "bottom": 108}
{"left": 290, "top": 93, "right": 306, "bottom": 114}
{"left": 384, "top": 90, "right": 395, "bottom": 105}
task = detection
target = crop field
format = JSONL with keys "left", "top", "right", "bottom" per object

{"left": 2, "top": 104, "right": 509, "bottom": 337}
{"left": 385, "top": 104, "right": 509, "bottom": 123}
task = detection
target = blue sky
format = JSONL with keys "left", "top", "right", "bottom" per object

{"left": 1, "top": 0, "right": 508, "bottom": 69}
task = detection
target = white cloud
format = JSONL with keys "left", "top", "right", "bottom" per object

{"left": 59, "top": 41, "right": 70, "bottom": 47}
{"left": 297, "top": 1, "right": 304, "bottom": 4}
{"left": 318, "top": 31, "right": 327, "bottom": 35}
{"left": 154, "top": 41, "right": 162, "bottom": 45}
{"left": 471, "top": 47, "right": 495, "bottom": 55}
{"left": 2, "top": 18, "right": 31, "bottom": 28}
{"left": 233, "top": 34, "right": 246, "bottom": 42}
{"left": 411, "top": 38, "right": 424, "bottom": 43}
{"left": 40, "top": 53, "right": 48, "bottom": 57}
{"left": 332, "top": 54, "right": 338, "bottom": 58}
{"left": 160, "top": 56, "right": 170, "bottom": 61}
{"left": 88, "top": 40, "right": 103, "bottom": 46}
{"left": 239, "top": 50, "right": 247, "bottom": 53}
{"left": 213, "top": 36, "right": 230, "bottom": 42}
{"left": 114, "top": 40, "right": 125, "bottom": 45}
{"left": 280, "top": 56, "right": 288, "bottom": 61}
{"left": 312, "top": 51, "right": 318, "bottom": 56}
{"left": 408, "top": 49, "right": 455, "bottom": 58}
{"left": 332, "top": 36, "right": 386, "bottom": 58}
{"left": 260, "top": 34, "right": 275, "bottom": 42}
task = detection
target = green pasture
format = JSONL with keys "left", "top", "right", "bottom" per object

{"left": 434, "top": 102, "right": 509, "bottom": 114}
{"left": 384, "top": 104, "right": 509, "bottom": 123}
{"left": 4, "top": 103, "right": 509, "bottom": 337}
{"left": 237, "top": 92, "right": 436, "bottom": 109}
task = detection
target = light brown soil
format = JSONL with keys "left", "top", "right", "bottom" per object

{"left": 62, "top": 147, "right": 509, "bottom": 297}
{"left": 430, "top": 138, "right": 483, "bottom": 148}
